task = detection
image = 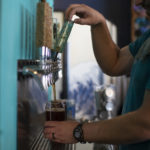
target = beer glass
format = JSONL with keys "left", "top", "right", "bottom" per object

{"left": 45, "top": 100, "right": 66, "bottom": 150}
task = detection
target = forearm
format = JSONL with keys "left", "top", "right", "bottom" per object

{"left": 91, "top": 21, "right": 120, "bottom": 76}
{"left": 83, "top": 110, "right": 150, "bottom": 144}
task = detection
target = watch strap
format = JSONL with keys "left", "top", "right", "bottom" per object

{"left": 73, "top": 123, "right": 86, "bottom": 144}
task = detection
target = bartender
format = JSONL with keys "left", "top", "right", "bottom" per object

{"left": 44, "top": 0, "right": 150, "bottom": 150}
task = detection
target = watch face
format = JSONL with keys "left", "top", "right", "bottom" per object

{"left": 75, "top": 131, "right": 80, "bottom": 138}
{"left": 73, "top": 124, "right": 85, "bottom": 143}
{"left": 73, "top": 124, "right": 86, "bottom": 144}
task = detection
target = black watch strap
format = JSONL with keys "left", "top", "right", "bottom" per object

{"left": 73, "top": 123, "right": 86, "bottom": 144}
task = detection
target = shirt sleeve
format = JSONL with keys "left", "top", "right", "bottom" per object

{"left": 129, "top": 29, "right": 150, "bottom": 57}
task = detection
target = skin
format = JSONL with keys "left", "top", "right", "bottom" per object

{"left": 44, "top": 0, "right": 150, "bottom": 145}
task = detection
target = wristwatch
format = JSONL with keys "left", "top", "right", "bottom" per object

{"left": 73, "top": 123, "right": 86, "bottom": 144}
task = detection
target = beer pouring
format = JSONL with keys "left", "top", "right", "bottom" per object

{"left": 17, "top": 13, "right": 74, "bottom": 149}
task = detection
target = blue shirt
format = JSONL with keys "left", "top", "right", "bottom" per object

{"left": 120, "top": 29, "right": 150, "bottom": 150}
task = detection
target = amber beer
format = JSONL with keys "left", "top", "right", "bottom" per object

{"left": 45, "top": 100, "right": 66, "bottom": 150}
{"left": 46, "top": 109, "right": 66, "bottom": 121}
{"left": 45, "top": 100, "right": 66, "bottom": 121}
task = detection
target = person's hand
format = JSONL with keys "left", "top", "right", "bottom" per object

{"left": 44, "top": 121, "right": 79, "bottom": 144}
{"left": 65, "top": 4, "right": 105, "bottom": 26}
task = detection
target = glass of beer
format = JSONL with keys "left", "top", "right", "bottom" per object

{"left": 45, "top": 100, "right": 66, "bottom": 121}
{"left": 45, "top": 100, "right": 66, "bottom": 150}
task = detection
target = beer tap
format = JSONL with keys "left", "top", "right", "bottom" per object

{"left": 20, "top": 17, "right": 74, "bottom": 91}
{"left": 21, "top": 56, "right": 61, "bottom": 90}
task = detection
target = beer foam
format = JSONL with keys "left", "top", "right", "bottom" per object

{"left": 46, "top": 108, "right": 65, "bottom": 112}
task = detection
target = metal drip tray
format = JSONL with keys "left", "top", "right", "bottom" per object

{"left": 30, "top": 128, "right": 50, "bottom": 150}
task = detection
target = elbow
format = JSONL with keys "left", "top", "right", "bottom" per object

{"left": 101, "top": 68, "right": 121, "bottom": 77}
{"left": 99, "top": 61, "right": 123, "bottom": 76}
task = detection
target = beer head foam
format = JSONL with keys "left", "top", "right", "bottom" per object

{"left": 45, "top": 100, "right": 66, "bottom": 112}
{"left": 46, "top": 107, "right": 65, "bottom": 112}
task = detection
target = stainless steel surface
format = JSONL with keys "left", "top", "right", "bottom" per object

{"left": 17, "top": 74, "right": 48, "bottom": 150}
{"left": 18, "top": 59, "right": 61, "bottom": 75}
{"left": 17, "top": 60, "right": 72, "bottom": 150}
{"left": 17, "top": 59, "right": 53, "bottom": 150}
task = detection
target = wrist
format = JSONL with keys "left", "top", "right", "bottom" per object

{"left": 82, "top": 122, "right": 88, "bottom": 141}
{"left": 82, "top": 122, "right": 92, "bottom": 143}
{"left": 91, "top": 17, "right": 106, "bottom": 30}
{"left": 73, "top": 122, "right": 87, "bottom": 144}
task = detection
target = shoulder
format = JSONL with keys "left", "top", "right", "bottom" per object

{"left": 129, "top": 29, "right": 150, "bottom": 57}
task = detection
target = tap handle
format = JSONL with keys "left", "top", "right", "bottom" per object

{"left": 54, "top": 21, "right": 74, "bottom": 53}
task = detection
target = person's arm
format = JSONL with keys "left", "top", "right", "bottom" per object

{"left": 65, "top": 4, "right": 134, "bottom": 76}
{"left": 83, "top": 90, "right": 150, "bottom": 144}
{"left": 91, "top": 23, "right": 133, "bottom": 76}
{"left": 44, "top": 90, "right": 150, "bottom": 144}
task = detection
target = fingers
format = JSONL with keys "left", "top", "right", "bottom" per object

{"left": 44, "top": 121, "right": 62, "bottom": 139}
{"left": 44, "top": 121, "right": 58, "bottom": 137}
{"left": 44, "top": 121, "right": 78, "bottom": 144}
{"left": 65, "top": 4, "right": 90, "bottom": 22}
{"left": 74, "top": 18, "right": 90, "bottom": 25}
{"left": 44, "top": 121, "right": 60, "bottom": 128}
{"left": 65, "top": 4, "right": 103, "bottom": 26}
{"left": 44, "top": 127, "right": 56, "bottom": 139}
{"left": 65, "top": 4, "right": 97, "bottom": 25}
{"left": 44, "top": 121, "right": 56, "bottom": 139}
{"left": 65, "top": 4, "right": 81, "bottom": 20}
{"left": 44, "top": 127, "right": 65, "bottom": 143}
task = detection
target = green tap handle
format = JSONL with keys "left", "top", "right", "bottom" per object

{"left": 54, "top": 21, "right": 74, "bottom": 53}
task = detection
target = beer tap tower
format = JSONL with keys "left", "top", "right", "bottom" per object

{"left": 17, "top": 0, "right": 74, "bottom": 149}
{"left": 0, "top": 0, "right": 74, "bottom": 148}
{"left": 17, "top": 1, "right": 61, "bottom": 150}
